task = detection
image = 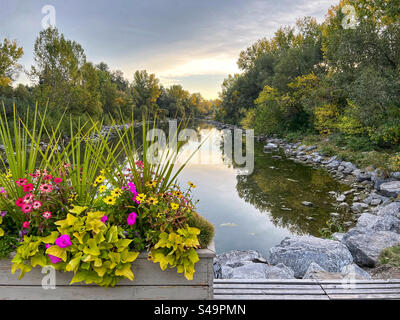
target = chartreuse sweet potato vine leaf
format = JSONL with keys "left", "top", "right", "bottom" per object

{"left": 150, "top": 226, "right": 200, "bottom": 280}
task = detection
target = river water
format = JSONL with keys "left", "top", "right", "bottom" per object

{"left": 175, "top": 121, "right": 354, "bottom": 258}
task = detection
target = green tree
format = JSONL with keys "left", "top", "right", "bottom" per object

{"left": 0, "top": 39, "right": 24, "bottom": 87}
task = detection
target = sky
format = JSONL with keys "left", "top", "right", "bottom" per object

{"left": 0, "top": 0, "right": 337, "bottom": 99}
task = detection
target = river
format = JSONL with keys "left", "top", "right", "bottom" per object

{"left": 175, "top": 121, "right": 355, "bottom": 258}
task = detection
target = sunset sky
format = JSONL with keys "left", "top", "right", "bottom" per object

{"left": 0, "top": 0, "right": 337, "bottom": 99}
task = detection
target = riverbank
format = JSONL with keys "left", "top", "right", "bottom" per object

{"left": 205, "top": 119, "right": 400, "bottom": 280}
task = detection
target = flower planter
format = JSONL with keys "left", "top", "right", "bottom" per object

{"left": 0, "top": 242, "right": 215, "bottom": 300}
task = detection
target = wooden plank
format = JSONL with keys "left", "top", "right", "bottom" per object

{"left": 318, "top": 279, "right": 400, "bottom": 284}
{"left": 214, "top": 283, "right": 322, "bottom": 290}
{"left": 214, "top": 294, "right": 329, "bottom": 300}
{"left": 214, "top": 279, "right": 319, "bottom": 284}
{"left": 322, "top": 283, "right": 400, "bottom": 289}
{"left": 325, "top": 288, "right": 400, "bottom": 294}
{"left": 0, "top": 285, "right": 209, "bottom": 300}
{"left": 0, "top": 257, "right": 211, "bottom": 286}
{"left": 214, "top": 289, "right": 325, "bottom": 295}
{"left": 328, "top": 294, "right": 400, "bottom": 300}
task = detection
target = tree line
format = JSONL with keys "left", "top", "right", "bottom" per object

{"left": 0, "top": 28, "right": 214, "bottom": 134}
{"left": 215, "top": 0, "right": 400, "bottom": 152}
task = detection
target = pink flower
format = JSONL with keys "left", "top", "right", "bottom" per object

{"left": 16, "top": 178, "right": 28, "bottom": 186}
{"left": 22, "top": 221, "right": 30, "bottom": 229}
{"left": 55, "top": 235, "right": 72, "bottom": 248}
{"left": 101, "top": 215, "right": 108, "bottom": 223}
{"left": 21, "top": 204, "right": 33, "bottom": 213}
{"left": 45, "top": 244, "right": 61, "bottom": 264}
{"left": 32, "top": 201, "right": 42, "bottom": 210}
{"left": 135, "top": 160, "right": 144, "bottom": 169}
{"left": 22, "top": 183, "right": 34, "bottom": 193}
{"left": 43, "top": 175, "right": 53, "bottom": 181}
{"left": 127, "top": 212, "right": 137, "bottom": 226}
{"left": 0, "top": 187, "right": 5, "bottom": 193}
{"left": 16, "top": 198, "right": 24, "bottom": 207}
{"left": 128, "top": 182, "right": 137, "bottom": 194}
{"left": 53, "top": 178, "right": 62, "bottom": 184}
{"left": 42, "top": 211, "right": 51, "bottom": 219}
{"left": 22, "top": 193, "right": 34, "bottom": 204}
{"left": 39, "top": 184, "right": 53, "bottom": 193}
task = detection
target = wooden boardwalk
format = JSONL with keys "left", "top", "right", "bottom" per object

{"left": 214, "top": 279, "right": 400, "bottom": 300}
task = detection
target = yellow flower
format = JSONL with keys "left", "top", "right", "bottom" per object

{"left": 173, "top": 191, "right": 183, "bottom": 198}
{"left": 111, "top": 188, "right": 122, "bottom": 198}
{"left": 98, "top": 185, "right": 107, "bottom": 193}
{"left": 104, "top": 196, "right": 116, "bottom": 205}
{"left": 146, "top": 180, "right": 157, "bottom": 188}
{"left": 95, "top": 175, "right": 106, "bottom": 184}
{"left": 157, "top": 212, "right": 164, "bottom": 218}
{"left": 136, "top": 193, "right": 147, "bottom": 202}
{"left": 100, "top": 169, "right": 106, "bottom": 175}
{"left": 188, "top": 181, "right": 196, "bottom": 188}
{"left": 170, "top": 203, "right": 179, "bottom": 210}
{"left": 147, "top": 197, "right": 158, "bottom": 206}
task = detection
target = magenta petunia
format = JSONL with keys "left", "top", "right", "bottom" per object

{"left": 101, "top": 215, "right": 108, "bottom": 223}
{"left": 127, "top": 212, "right": 137, "bottom": 226}
{"left": 32, "top": 201, "right": 42, "bottom": 210}
{"left": 42, "top": 211, "right": 52, "bottom": 219}
{"left": 39, "top": 184, "right": 53, "bottom": 193}
{"left": 53, "top": 178, "right": 62, "bottom": 184}
{"left": 22, "top": 221, "right": 30, "bottom": 229}
{"left": 22, "top": 183, "right": 34, "bottom": 193}
{"left": 16, "top": 178, "right": 28, "bottom": 187}
{"left": 55, "top": 235, "right": 72, "bottom": 248}
{"left": 21, "top": 204, "right": 33, "bottom": 214}
{"left": 16, "top": 198, "right": 24, "bottom": 207}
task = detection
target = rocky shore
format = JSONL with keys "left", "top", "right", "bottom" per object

{"left": 208, "top": 121, "right": 400, "bottom": 280}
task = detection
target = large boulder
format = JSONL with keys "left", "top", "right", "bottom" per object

{"left": 268, "top": 236, "right": 353, "bottom": 278}
{"left": 341, "top": 161, "right": 357, "bottom": 174}
{"left": 379, "top": 181, "right": 400, "bottom": 197}
{"left": 213, "top": 250, "right": 265, "bottom": 278}
{"left": 341, "top": 264, "right": 371, "bottom": 279}
{"left": 264, "top": 143, "right": 278, "bottom": 152}
{"left": 341, "top": 228, "right": 400, "bottom": 267}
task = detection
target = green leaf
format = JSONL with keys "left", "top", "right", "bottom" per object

{"left": 70, "top": 271, "right": 87, "bottom": 284}
{"left": 31, "top": 254, "right": 47, "bottom": 267}
{"left": 115, "top": 264, "right": 134, "bottom": 281}
{"left": 106, "top": 226, "right": 118, "bottom": 243}
{"left": 66, "top": 254, "right": 82, "bottom": 272}
{"left": 69, "top": 205, "right": 88, "bottom": 215}
{"left": 42, "top": 232, "right": 59, "bottom": 244}
{"left": 83, "top": 239, "right": 100, "bottom": 256}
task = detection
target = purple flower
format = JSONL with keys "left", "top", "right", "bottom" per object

{"left": 127, "top": 212, "right": 137, "bottom": 226}
{"left": 101, "top": 215, "right": 108, "bottom": 223}
{"left": 128, "top": 182, "right": 137, "bottom": 194}
{"left": 45, "top": 244, "right": 62, "bottom": 264}
{"left": 55, "top": 235, "right": 72, "bottom": 248}
{"left": 0, "top": 211, "right": 7, "bottom": 217}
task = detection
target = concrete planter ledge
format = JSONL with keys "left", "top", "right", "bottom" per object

{"left": 0, "top": 242, "right": 216, "bottom": 300}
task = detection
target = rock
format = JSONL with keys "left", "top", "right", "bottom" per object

{"left": 332, "top": 233, "right": 345, "bottom": 242}
{"left": 327, "top": 160, "right": 341, "bottom": 170}
{"left": 269, "top": 236, "right": 353, "bottom": 278}
{"left": 303, "top": 262, "right": 326, "bottom": 279}
{"left": 338, "top": 202, "right": 350, "bottom": 210}
{"left": 341, "top": 264, "right": 371, "bottom": 279}
{"left": 370, "top": 198, "right": 382, "bottom": 206}
{"left": 379, "top": 181, "right": 400, "bottom": 197}
{"left": 264, "top": 263, "right": 295, "bottom": 279}
{"left": 305, "top": 145, "right": 317, "bottom": 152}
{"left": 377, "top": 202, "right": 400, "bottom": 217}
{"left": 354, "top": 170, "right": 372, "bottom": 182}
{"left": 271, "top": 155, "right": 282, "bottom": 159}
{"left": 264, "top": 143, "right": 278, "bottom": 151}
{"left": 341, "top": 161, "right": 357, "bottom": 174}
{"left": 229, "top": 263, "right": 270, "bottom": 279}
{"left": 371, "top": 170, "right": 387, "bottom": 190}
{"left": 390, "top": 172, "right": 400, "bottom": 179}
{"left": 336, "top": 195, "right": 346, "bottom": 202}
{"left": 351, "top": 202, "right": 369, "bottom": 213}
{"left": 341, "top": 229, "right": 400, "bottom": 267}
{"left": 301, "top": 201, "right": 314, "bottom": 207}
{"left": 214, "top": 250, "right": 265, "bottom": 269}
{"left": 356, "top": 213, "right": 379, "bottom": 230}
